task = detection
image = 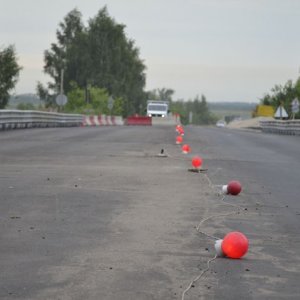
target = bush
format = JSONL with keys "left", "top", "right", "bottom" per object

{"left": 16, "top": 103, "right": 35, "bottom": 110}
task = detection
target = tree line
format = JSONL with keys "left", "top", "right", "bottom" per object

{"left": 147, "top": 88, "right": 217, "bottom": 125}
{"left": 1, "top": 6, "right": 216, "bottom": 124}
{"left": 37, "top": 7, "right": 146, "bottom": 117}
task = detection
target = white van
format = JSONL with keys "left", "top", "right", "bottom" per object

{"left": 147, "top": 100, "right": 169, "bottom": 117}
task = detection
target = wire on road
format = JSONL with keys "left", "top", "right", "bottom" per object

{"left": 182, "top": 173, "right": 244, "bottom": 300}
{"left": 181, "top": 254, "right": 217, "bottom": 300}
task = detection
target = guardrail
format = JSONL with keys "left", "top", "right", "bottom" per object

{"left": 0, "top": 110, "right": 83, "bottom": 130}
{"left": 260, "top": 119, "right": 300, "bottom": 135}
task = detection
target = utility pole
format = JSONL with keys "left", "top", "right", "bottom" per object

{"left": 60, "top": 69, "right": 64, "bottom": 95}
{"left": 56, "top": 69, "right": 67, "bottom": 111}
{"left": 189, "top": 111, "right": 193, "bottom": 124}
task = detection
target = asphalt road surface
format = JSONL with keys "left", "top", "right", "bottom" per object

{"left": 0, "top": 125, "right": 300, "bottom": 300}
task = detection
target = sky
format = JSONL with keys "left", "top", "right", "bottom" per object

{"left": 1, "top": 0, "right": 300, "bottom": 102}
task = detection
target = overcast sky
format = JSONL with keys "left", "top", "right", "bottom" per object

{"left": 1, "top": 0, "right": 300, "bottom": 102}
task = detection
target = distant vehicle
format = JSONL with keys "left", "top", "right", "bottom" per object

{"left": 147, "top": 100, "right": 169, "bottom": 117}
{"left": 216, "top": 120, "right": 226, "bottom": 127}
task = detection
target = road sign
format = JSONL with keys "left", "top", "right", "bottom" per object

{"left": 274, "top": 105, "right": 288, "bottom": 118}
{"left": 108, "top": 96, "right": 114, "bottom": 111}
{"left": 291, "top": 98, "right": 299, "bottom": 113}
{"left": 56, "top": 94, "right": 68, "bottom": 106}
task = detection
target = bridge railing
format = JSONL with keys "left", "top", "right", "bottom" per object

{"left": 260, "top": 119, "right": 300, "bottom": 135}
{"left": 0, "top": 110, "right": 83, "bottom": 130}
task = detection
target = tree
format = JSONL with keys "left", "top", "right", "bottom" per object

{"left": 147, "top": 88, "right": 174, "bottom": 101}
{"left": 36, "top": 81, "right": 56, "bottom": 107}
{"left": 170, "top": 94, "right": 217, "bottom": 125}
{"left": 0, "top": 45, "right": 22, "bottom": 108}
{"left": 64, "top": 83, "right": 124, "bottom": 115}
{"left": 86, "top": 7, "right": 146, "bottom": 115}
{"left": 43, "top": 8, "right": 85, "bottom": 94}
{"left": 64, "top": 83, "right": 86, "bottom": 113}
{"left": 259, "top": 77, "right": 300, "bottom": 118}
{"left": 42, "top": 7, "right": 146, "bottom": 116}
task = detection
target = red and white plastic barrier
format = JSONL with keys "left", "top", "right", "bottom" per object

{"left": 82, "top": 115, "right": 124, "bottom": 126}
{"left": 126, "top": 116, "right": 152, "bottom": 126}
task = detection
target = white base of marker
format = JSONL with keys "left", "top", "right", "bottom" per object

{"left": 214, "top": 239, "right": 224, "bottom": 257}
{"left": 222, "top": 185, "right": 228, "bottom": 194}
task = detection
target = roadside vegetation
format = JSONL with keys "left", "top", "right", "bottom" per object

{"left": 0, "top": 45, "right": 22, "bottom": 109}
{"left": 147, "top": 88, "right": 217, "bottom": 125}
{"left": 259, "top": 78, "right": 300, "bottom": 118}
{"left": 36, "top": 7, "right": 146, "bottom": 117}
{"left": 2, "top": 6, "right": 217, "bottom": 125}
{"left": 6, "top": 6, "right": 288, "bottom": 124}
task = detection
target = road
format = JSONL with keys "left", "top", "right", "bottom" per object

{"left": 186, "top": 126, "right": 300, "bottom": 299}
{"left": 0, "top": 126, "right": 300, "bottom": 299}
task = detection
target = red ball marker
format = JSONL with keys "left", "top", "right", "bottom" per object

{"left": 227, "top": 181, "right": 242, "bottom": 195}
{"left": 192, "top": 156, "right": 202, "bottom": 169}
{"left": 182, "top": 144, "right": 191, "bottom": 154}
{"left": 176, "top": 135, "right": 183, "bottom": 144}
{"left": 221, "top": 231, "right": 249, "bottom": 259}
